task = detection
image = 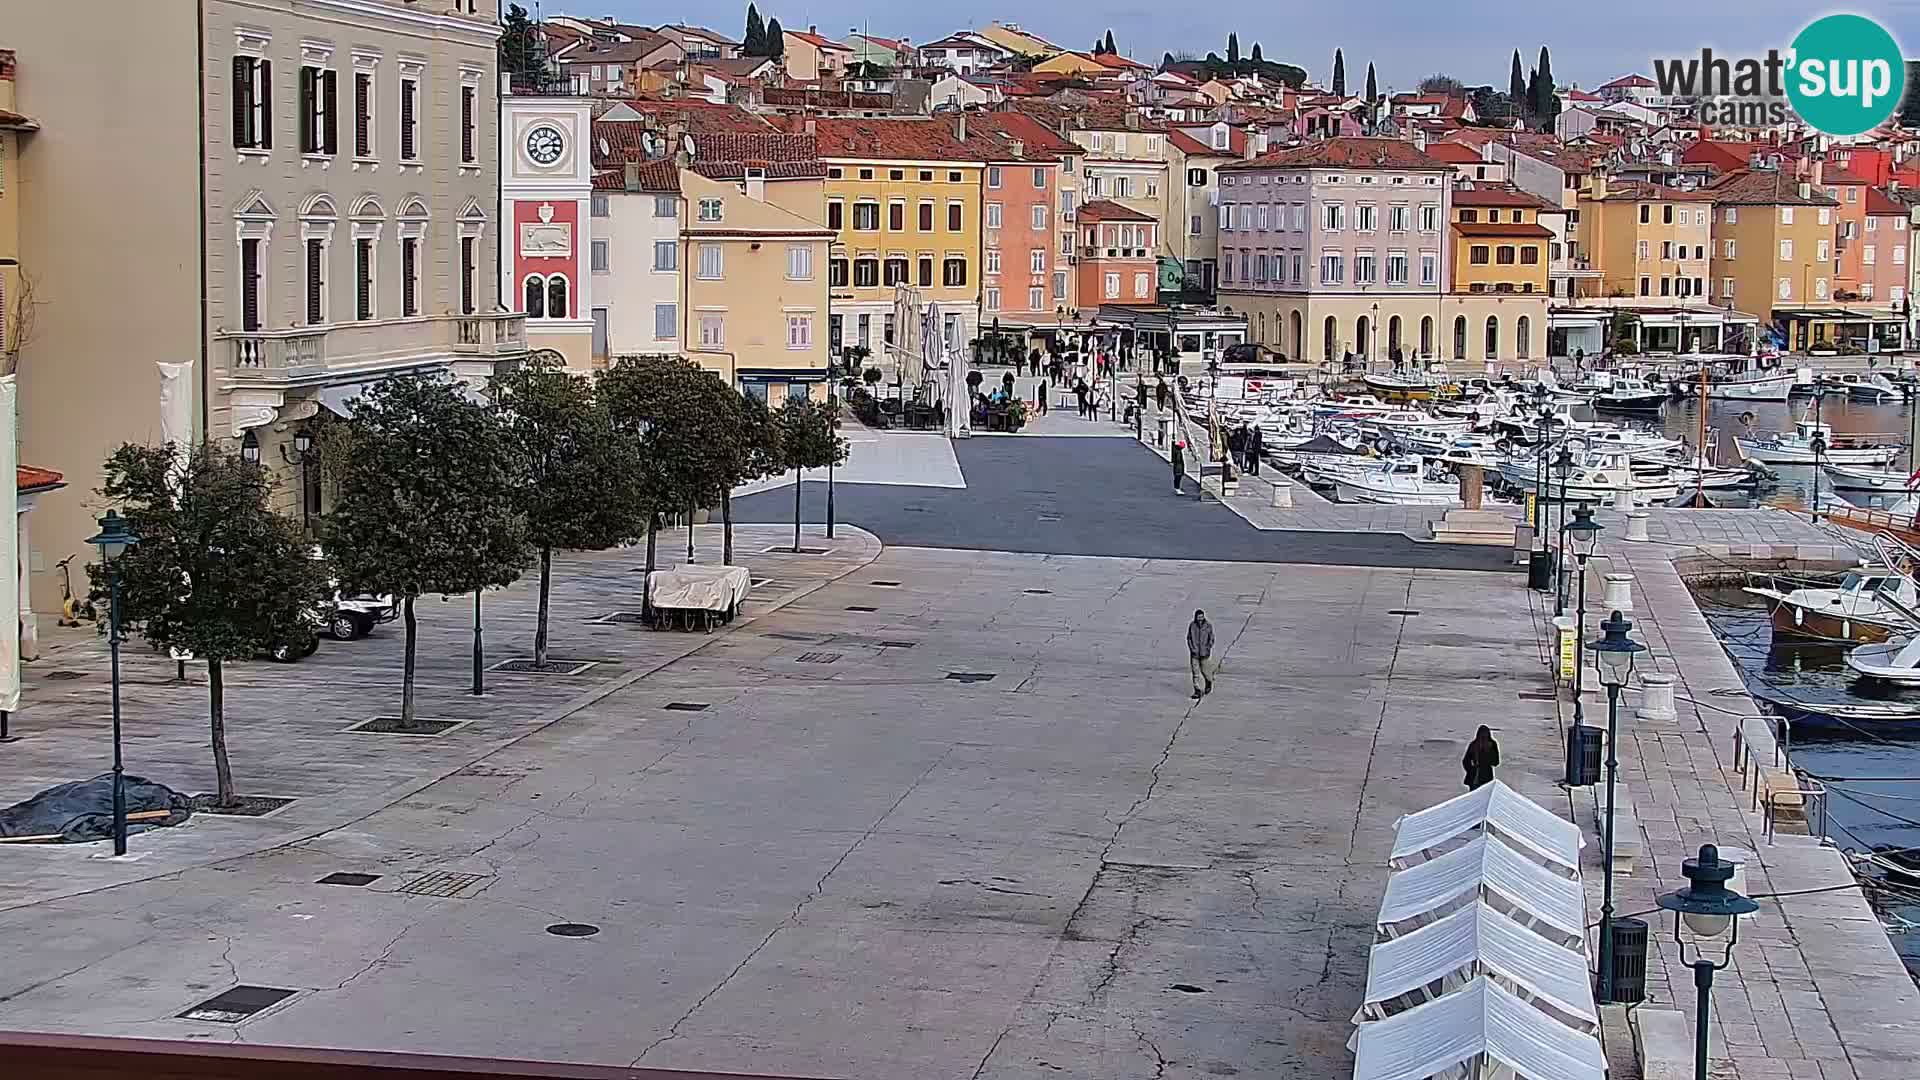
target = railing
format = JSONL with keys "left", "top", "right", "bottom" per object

{"left": 226, "top": 313, "right": 529, "bottom": 381}
{"left": 452, "top": 312, "right": 530, "bottom": 357}
{"left": 229, "top": 329, "right": 327, "bottom": 377}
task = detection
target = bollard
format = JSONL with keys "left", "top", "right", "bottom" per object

{"left": 1612, "top": 487, "right": 1635, "bottom": 512}
{"left": 1636, "top": 671, "right": 1677, "bottom": 721}
{"left": 1156, "top": 416, "right": 1170, "bottom": 448}
{"left": 1271, "top": 480, "right": 1293, "bottom": 508}
{"left": 1624, "top": 510, "right": 1651, "bottom": 542}
{"left": 1603, "top": 572, "right": 1634, "bottom": 613}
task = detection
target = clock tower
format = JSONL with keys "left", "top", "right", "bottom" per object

{"left": 500, "top": 88, "right": 595, "bottom": 369}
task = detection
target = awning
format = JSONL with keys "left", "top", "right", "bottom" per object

{"left": 1358, "top": 901, "right": 1598, "bottom": 1030}
{"left": 1389, "top": 779, "right": 1582, "bottom": 873}
{"left": 1376, "top": 835, "right": 1586, "bottom": 944}
{"left": 1350, "top": 976, "right": 1606, "bottom": 1080}
{"left": 318, "top": 374, "right": 485, "bottom": 417}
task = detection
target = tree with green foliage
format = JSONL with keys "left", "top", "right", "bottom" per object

{"left": 1509, "top": 51, "right": 1528, "bottom": 111}
{"left": 744, "top": 4, "right": 766, "bottom": 55}
{"left": 491, "top": 358, "right": 647, "bottom": 669}
{"left": 1332, "top": 49, "right": 1346, "bottom": 96}
{"left": 766, "top": 17, "right": 785, "bottom": 61}
{"left": 1365, "top": 62, "right": 1377, "bottom": 102}
{"left": 773, "top": 397, "right": 848, "bottom": 554}
{"left": 498, "top": 3, "right": 545, "bottom": 84}
{"left": 1103, "top": 29, "right": 1116, "bottom": 55}
{"left": 1534, "top": 46, "right": 1559, "bottom": 128}
{"left": 97, "top": 443, "right": 333, "bottom": 807}
{"left": 1250, "top": 42, "right": 1262, "bottom": 62}
{"left": 1227, "top": 34, "right": 1239, "bottom": 64}
{"left": 1525, "top": 69, "right": 1540, "bottom": 119}
{"left": 1470, "top": 87, "right": 1519, "bottom": 121}
{"left": 322, "top": 374, "right": 528, "bottom": 729}
{"left": 1421, "top": 74, "right": 1465, "bottom": 95}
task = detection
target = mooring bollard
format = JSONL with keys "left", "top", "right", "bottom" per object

{"left": 1624, "top": 510, "right": 1651, "bottom": 542}
{"left": 1612, "top": 487, "right": 1634, "bottom": 512}
{"left": 1636, "top": 671, "right": 1677, "bottom": 721}
{"left": 1603, "top": 572, "right": 1634, "bottom": 613}
{"left": 1271, "top": 480, "right": 1293, "bottom": 508}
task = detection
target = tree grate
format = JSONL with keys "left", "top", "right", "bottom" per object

{"left": 396, "top": 870, "right": 492, "bottom": 898}
{"left": 347, "top": 716, "right": 466, "bottom": 737}
{"left": 317, "top": 872, "right": 381, "bottom": 887}
{"left": 764, "top": 631, "right": 822, "bottom": 642}
{"left": 869, "top": 580, "right": 902, "bottom": 587}
{"left": 845, "top": 605, "right": 878, "bottom": 612}
{"left": 1387, "top": 609, "right": 1422, "bottom": 616}
{"left": 795, "top": 651, "right": 843, "bottom": 664}
{"left": 878, "top": 641, "right": 915, "bottom": 649}
{"left": 488, "top": 658, "right": 601, "bottom": 676}
{"left": 1516, "top": 691, "right": 1558, "bottom": 701}
{"left": 179, "top": 985, "right": 297, "bottom": 1023}
{"left": 763, "top": 545, "right": 829, "bottom": 555}
{"left": 664, "top": 702, "right": 710, "bottom": 712}
{"left": 945, "top": 672, "right": 996, "bottom": 684}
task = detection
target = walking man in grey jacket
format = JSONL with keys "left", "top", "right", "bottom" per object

{"left": 1187, "top": 609, "right": 1215, "bottom": 699}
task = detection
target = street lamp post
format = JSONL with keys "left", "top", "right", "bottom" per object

{"left": 1567, "top": 505, "right": 1602, "bottom": 728}
{"left": 1809, "top": 388, "right": 1829, "bottom": 522}
{"left": 1587, "top": 608, "right": 1646, "bottom": 1004}
{"left": 472, "top": 590, "right": 484, "bottom": 697}
{"left": 1534, "top": 395, "right": 1554, "bottom": 539}
{"left": 1552, "top": 447, "right": 1576, "bottom": 616}
{"left": 87, "top": 510, "right": 141, "bottom": 857}
{"left": 826, "top": 412, "right": 840, "bottom": 539}
{"left": 280, "top": 431, "right": 315, "bottom": 533}
{"left": 1657, "top": 845, "right": 1761, "bottom": 1080}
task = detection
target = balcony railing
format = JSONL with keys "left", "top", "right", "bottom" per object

{"left": 224, "top": 313, "right": 529, "bottom": 384}
{"left": 452, "top": 312, "right": 528, "bottom": 357}
{"left": 230, "top": 329, "right": 327, "bottom": 378}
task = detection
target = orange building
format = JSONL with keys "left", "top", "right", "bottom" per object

{"left": 1075, "top": 200, "right": 1158, "bottom": 306}
{"left": 969, "top": 112, "right": 1079, "bottom": 326}
{"left": 1825, "top": 165, "right": 1870, "bottom": 297}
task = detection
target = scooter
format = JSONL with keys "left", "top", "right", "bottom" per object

{"left": 55, "top": 555, "right": 95, "bottom": 627}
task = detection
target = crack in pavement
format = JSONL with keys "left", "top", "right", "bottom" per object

{"left": 631, "top": 744, "right": 960, "bottom": 1066}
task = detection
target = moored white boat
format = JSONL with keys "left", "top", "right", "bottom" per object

{"left": 1749, "top": 568, "right": 1920, "bottom": 644}
{"left": 1499, "top": 449, "right": 1680, "bottom": 503}
{"left": 1846, "top": 634, "right": 1920, "bottom": 684}
{"left": 1733, "top": 421, "right": 1903, "bottom": 466}
{"left": 1332, "top": 459, "right": 1462, "bottom": 505}
{"left": 1823, "top": 462, "right": 1917, "bottom": 492}
{"left": 1705, "top": 370, "right": 1797, "bottom": 401}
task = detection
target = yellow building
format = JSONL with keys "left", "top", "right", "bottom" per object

{"left": 1706, "top": 169, "right": 1840, "bottom": 348}
{"left": 972, "top": 21, "right": 1059, "bottom": 60}
{"left": 0, "top": 50, "right": 27, "bottom": 365}
{"left": 1450, "top": 186, "right": 1555, "bottom": 296}
{"left": 1576, "top": 177, "right": 1714, "bottom": 302}
{"left": 678, "top": 168, "right": 834, "bottom": 404}
{"left": 811, "top": 118, "right": 986, "bottom": 362}
{"left": 1033, "top": 52, "right": 1108, "bottom": 77}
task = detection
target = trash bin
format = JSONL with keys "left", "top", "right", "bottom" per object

{"left": 1566, "top": 723, "right": 1602, "bottom": 787}
{"left": 1603, "top": 917, "right": 1649, "bottom": 1004}
{"left": 1528, "top": 549, "right": 1555, "bottom": 592}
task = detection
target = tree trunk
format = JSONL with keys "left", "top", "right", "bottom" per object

{"left": 722, "top": 488, "right": 734, "bottom": 565}
{"left": 687, "top": 502, "right": 696, "bottom": 564}
{"left": 209, "top": 658, "right": 235, "bottom": 807}
{"left": 643, "top": 513, "right": 658, "bottom": 623}
{"left": 534, "top": 544, "right": 553, "bottom": 667}
{"left": 400, "top": 594, "right": 418, "bottom": 725}
{"left": 793, "top": 468, "right": 803, "bottom": 552}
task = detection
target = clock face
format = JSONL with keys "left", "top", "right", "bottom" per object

{"left": 526, "top": 126, "right": 564, "bottom": 165}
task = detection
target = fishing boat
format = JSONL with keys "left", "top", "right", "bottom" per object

{"left": 1311, "top": 394, "right": 1399, "bottom": 419}
{"left": 1733, "top": 421, "right": 1903, "bottom": 466}
{"left": 1823, "top": 462, "right": 1917, "bottom": 492}
{"left": 1332, "top": 459, "right": 1462, "bottom": 506}
{"left": 1746, "top": 568, "right": 1920, "bottom": 644}
{"left": 1702, "top": 369, "right": 1797, "bottom": 401}
{"left": 1362, "top": 365, "right": 1454, "bottom": 401}
{"left": 1590, "top": 374, "right": 1669, "bottom": 412}
{"left": 1498, "top": 449, "right": 1681, "bottom": 503}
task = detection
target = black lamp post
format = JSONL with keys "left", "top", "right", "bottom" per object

{"left": 827, "top": 411, "right": 840, "bottom": 539}
{"left": 87, "top": 510, "right": 140, "bottom": 857}
{"left": 1587, "top": 608, "right": 1646, "bottom": 1003}
{"left": 1533, "top": 393, "right": 1554, "bottom": 540}
{"left": 281, "top": 430, "right": 315, "bottom": 533}
{"left": 1552, "top": 447, "right": 1576, "bottom": 616}
{"left": 1567, "top": 503, "right": 1602, "bottom": 725}
{"left": 1657, "top": 845, "right": 1760, "bottom": 1080}
{"left": 472, "top": 589, "right": 484, "bottom": 697}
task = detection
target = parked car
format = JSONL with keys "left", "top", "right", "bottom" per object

{"left": 326, "top": 591, "right": 396, "bottom": 641}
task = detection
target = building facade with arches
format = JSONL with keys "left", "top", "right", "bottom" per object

{"left": 5, "top": 0, "right": 518, "bottom": 613}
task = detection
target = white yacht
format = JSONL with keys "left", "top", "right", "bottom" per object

{"left": 1499, "top": 449, "right": 1681, "bottom": 503}
{"left": 1590, "top": 374, "right": 1669, "bottom": 412}
{"left": 1333, "top": 459, "right": 1462, "bottom": 506}
{"left": 1822, "top": 370, "right": 1904, "bottom": 403}
{"left": 1734, "top": 421, "right": 1903, "bottom": 466}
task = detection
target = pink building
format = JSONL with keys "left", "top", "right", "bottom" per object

{"left": 1862, "top": 187, "right": 1910, "bottom": 305}
{"left": 1075, "top": 200, "right": 1158, "bottom": 306}
{"left": 971, "top": 112, "right": 1080, "bottom": 326}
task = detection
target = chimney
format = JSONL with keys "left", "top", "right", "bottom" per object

{"left": 808, "top": 24, "right": 817, "bottom": 35}
{"left": 1811, "top": 158, "right": 1825, "bottom": 187}
{"left": 805, "top": 117, "right": 817, "bottom": 137}
{"left": 954, "top": 112, "right": 967, "bottom": 140}
{"left": 624, "top": 161, "right": 640, "bottom": 190}
{"left": 1242, "top": 137, "right": 1256, "bottom": 161}
{"left": 1798, "top": 181, "right": 1811, "bottom": 200}
{"left": 1592, "top": 174, "right": 1608, "bottom": 200}
{"left": 1893, "top": 178, "right": 1904, "bottom": 194}
{"left": 1125, "top": 111, "right": 1141, "bottom": 130}
{"left": 1011, "top": 138, "right": 1025, "bottom": 159}
{"left": 1255, "top": 130, "right": 1268, "bottom": 153}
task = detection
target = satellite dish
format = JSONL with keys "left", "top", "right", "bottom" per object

{"left": 598, "top": 137, "right": 610, "bottom": 157}
{"left": 640, "top": 131, "right": 662, "bottom": 158}
{"left": 681, "top": 132, "right": 697, "bottom": 160}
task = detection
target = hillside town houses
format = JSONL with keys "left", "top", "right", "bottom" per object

{"left": 6, "top": 3, "right": 1920, "bottom": 625}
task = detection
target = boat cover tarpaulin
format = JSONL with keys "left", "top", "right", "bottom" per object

{"left": 1285, "top": 434, "right": 1367, "bottom": 456}
{"left": 1350, "top": 976, "right": 1605, "bottom": 1080}
{"left": 1357, "top": 901, "right": 1597, "bottom": 1028}
{"left": 1376, "top": 835, "right": 1585, "bottom": 942}
{"left": 646, "top": 565, "right": 751, "bottom": 613}
{"left": 0, "top": 774, "right": 193, "bottom": 841}
{"left": 1389, "top": 780, "right": 1583, "bottom": 872}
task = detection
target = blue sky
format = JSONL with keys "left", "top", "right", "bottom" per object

{"left": 552, "top": 2, "right": 1920, "bottom": 93}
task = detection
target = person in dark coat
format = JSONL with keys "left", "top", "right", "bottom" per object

{"left": 1171, "top": 440, "right": 1186, "bottom": 495}
{"left": 1246, "top": 423, "right": 1263, "bottom": 476}
{"left": 1073, "top": 377, "right": 1091, "bottom": 418}
{"left": 1463, "top": 726, "right": 1500, "bottom": 789}
{"left": 1035, "top": 377, "right": 1048, "bottom": 414}
{"left": 1186, "top": 609, "right": 1215, "bottom": 698}
{"left": 1227, "top": 424, "right": 1247, "bottom": 471}
{"left": 1155, "top": 377, "right": 1170, "bottom": 411}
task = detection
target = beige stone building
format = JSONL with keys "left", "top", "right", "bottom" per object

{"left": 6, "top": 0, "right": 521, "bottom": 612}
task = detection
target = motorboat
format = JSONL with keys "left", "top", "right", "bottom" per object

{"left": 1748, "top": 568, "right": 1920, "bottom": 644}
{"left": 1363, "top": 365, "right": 1455, "bottom": 401}
{"left": 1733, "top": 421, "right": 1903, "bottom": 466}
{"left": 1822, "top": 370, "right": 1904, "bottom": 403}
{"left": 1332, "top": 459, "right": 1462, "bottom": 505}
{"left": 1498, "top": 449, "right": 1680, "bottom": 503}
{"left": 1701, "top": 369, "right": 1797, "bottom": 401}
{"left": 1367, "top": 410, "right": 1475, "bottom": 435}
{"left": 1575, "top": 428, "right": 1684, "bottom": 460}
{"left": 1670, "top": 461, "right": 1765, "bottom": 490}
{"left": 1589, "top": 375, "right": 1669, "bottom": 412}
{"left": 1272, "top": 432, "right": 1369, "bottom": 474}
{"left": 1823, "top": 462, "right": 1917, "bottom": 492}
{"left": 1846, "top": 634, "right": 1920, "bottom": 684}
{"left": 1312, "top": 394, "right": 1399, "bottom": 419}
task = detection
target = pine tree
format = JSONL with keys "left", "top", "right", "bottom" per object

{"left": 766, "top": 17, "right": 785, "bottom": 61}
{"left": 743, "top": 4, "right": 765, "bottom": 56}
{"left": 497, "top": 3, "right": 544, "bottom": 83}
{"left": 1251, "top": 42, "right": 1262, "bottom": 63}
{"left": 1227, "top": 33, "right": 1239, "bottom": 65}
{"left": 1509, "top": 50, "right": 1527, "bottom": 109}
{"left": 1534, "top": 46, "right": 1558, "bottom": 125}
{"left": 1332, "top": 49, "right": 1346, "bottom": 96}
{"left": 1104, "top": 29, "right": 1116, "bottom": 55}
{"left": 1365, "top": 62, "right": 1377, "bottom": 103}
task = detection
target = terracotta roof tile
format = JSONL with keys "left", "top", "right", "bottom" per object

{"left": 1865, "top": 187, "right": 1908, "bottom": 215}
{"left": 1424, "top": 142, "right": 1486, "bottom": 164}
{"left": 966, "top": 111, "right": 1081, "bottom": 160}
{"left": 1708, "top": 168, "right": 1840, "bottom": 207}
{"left": 1451, "top": 185, "right": 1559, "bottom": 210}
{"left": 688, "top": 133, "right": 826, "bottom": 180}
{"left": 1220, "top": 136, "right": 1447, "bottom": 171}
{"left": 807, "top": 117, "right": 1001, "bottom": 162}
{"left": 18, "top": 465, "right": 63, "bottom": 493}
{"left": 1076, "top": 199, "right": 1155, "bottom": 223}
{"left": 785, "top": 29, "right": 851, "bottom": 51}
{"left": 1452, "top": 221, "right": 1555, "bottom": 238}
{"left": 1597, "top": 179, "right": 1716, "bottom": 201}
{"left": 592, "top": 159, "right": 680, "bottom": 192}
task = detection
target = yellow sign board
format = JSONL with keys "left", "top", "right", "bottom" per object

{"left": 1558, "top": 624, "right": 1577, "bottom": 682}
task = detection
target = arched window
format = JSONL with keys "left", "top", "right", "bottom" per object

{"left": 1516, "top": 315, "right": 1532, "bottom": 359}
{"left": 1323, "top": 315, "right": 1337, "bottom": 364}
{"left": 1388, "top": 315, "right": 1403, "bottom": 354}
{"left": 547, "top": 274, "right": 568, "bottom": 320}
{"left": 1290, "top": 310, "right": 1303, "bottom": 360}
{"left": 1484, "top": 315, "right": 1500, "bottom": 359}
{"left": 1257, "top": 311, "right": 1267, "bottom": 342}
{"left": 1355, "top": 315, "right": 1370, "bottom": 360}
{"left": 524, "top": 275, "right": 546, "bottom": 318}
{"left": 1419, "top": 316, "right": 1434, "bottom": 358}
{"left": 1452, "top": 315, "right": 1467, "bottom": 360}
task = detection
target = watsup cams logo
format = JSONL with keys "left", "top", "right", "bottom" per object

{"left": 1652, "top": 14, "right": 1906, "bottom": 136}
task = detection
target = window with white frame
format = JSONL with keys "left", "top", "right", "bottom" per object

{"left": 1292, "top": 253, "right": 1304, "bottom": 283}
{"left": 1389, "top": 204, "right": 1409, "bottom": 232}
{"left": 1323, "top": 203, "right": 1344, "bottom": 231}
{"left": 1033, "top": 167, "right": 1047, "bottom": 189}
{"left": 1053, "top": 270, "right": 1066, "bottom": 297}
{"left": 1865, "top": 245, "right": 1877, "bottom": 265}
{"left": 986, "top": 202, "right": 1002, "bottom": 229}
{"left": 1418, "top": 203, "right": 1438, "bottom": 231}
{"left": 1104, "top": 272, "right": 1120, "bottom": 299}
{"left": 698, "top": 198, "right": 723, "bottom": 222}
{"left": 654, "top": 195, "right": 677, "bottom": 218}
{"left": 1386, "top": 251, "right": 1407, "bottom": 284}
{"left": 1190, "top": 215, "right": 1202, "bottom": 236}
{"left": 591, "top": 193, "right": 609, "bottom": 217}
{"left": 1725, "top": 207, "right": 1738, "bottom": 224}
{"left": 1145, "top": 178, "right": 1157, "bottom": 198}
{"left": 1779, "top": 239, "right": 1793, "bottom": 260}
{"left": 987, "top": 166, "right": 1002, "bottom": 189}
{"left": 1321, "top": 251, "right": 1344, "bottom": 284}
{"left": 354, "top": 236, "right": 376, "bottom": 319}
{"left": 1869, "top": 215, "right": 1881, "bottom": 233}
{"left": 654, "top": 303, "right": 676, "bottom": 339}
{"left": 1778, "top": 276, "right": 1791, "bottom": 299}
{"left": 1357, "top": 204, "right": 1376, "bottom": 231}
{"left": 1781, "top": 206, "right": 1794, "bottom": 225}
{"left": 1354, "top": 251, "right": 1376, "bottom": 283}
{"left": 298, "top": 61, "right": 338, "bottom": 156}
{"left": 786, "top": 314, "right": 813, "bottom": 349}
{"left": 1032, "top": 204, "right": 1047, "bottom": 230}
{"left": 1723, "top": 239, "right": 1736, "bottom": 258}
{"left": 984, "top": 287, "right": 1000, "bottom": 311}
{"left": 1722, "top": 277, "right": 1734, "bottom": 297}
{"left": 1134, "top": 272, "right": 1148, "bottom": 296}
{"left": 654, "top": 240, "right": 677, "bottom": 271}
{"left": 1030, "top": 248, "right": 1045, "bottom": 273}
{"left": 1029, "top": 286, "right": 1044, "bottom": 309}
{"left": 698, "top": 313, "right": 724, "bottom": 348}
{"left": 1897, "top": 245, "right": 1907, "bottom": 264}
{"left": 1816, "top": 277, "right": 1828, "bottom": 299}
{"left": 697, "top": 243, "right": 723, "bottom": 280}
{"left": 231, "top": 49, "right": 273, "bottom": 151}
{"left": 398, "top": 75, "right": 420, "bottom": 160}
{"left": 985, "top": 248, "right": 1001, "bottom": 274}
{"left": 1420, "top": 251, "right": 1437, "bottom": 285}
{"left": 1637, "top": 240, "right": 1650, "bottom": 259}
{"left": 787, "top": 245, "right": 813, "bottom": 280}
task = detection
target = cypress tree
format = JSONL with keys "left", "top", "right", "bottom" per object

{"left": 766, "top": 17, "right": 785, "bottom": 60}
{"left": 744, "top": 4, "right": 765, "bottom": 56}
{"left": 1365, "top": 62, "right": 1377, "bottom": 102}
{"left": 1534, "top": 46, "right": 1557, "bottom": 121}
{"left": 1509, "top": 50, "right": 1527, "bottom": 108}
{"left": 1104, "top": 29, "right": 1117, "bottom": 55}
{"left": 1251, "top": 42, "right": 1262, "bottom": 62}
{"left": 1227, "top": 33, "right": 1240, "bottom": 64}
{"left": 1332, "top": 49, "right": 1346, "bottom": 96}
